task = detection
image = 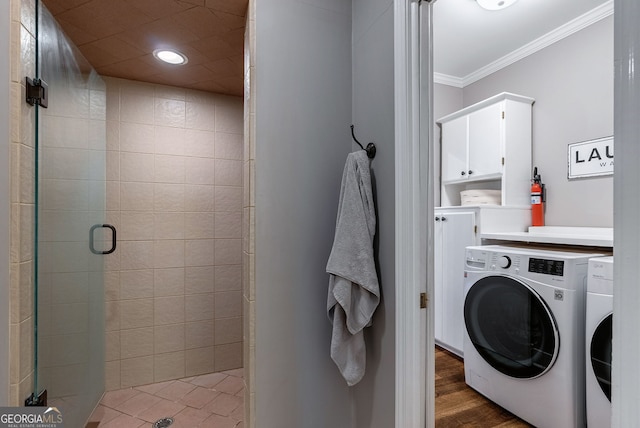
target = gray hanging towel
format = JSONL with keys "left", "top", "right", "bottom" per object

{"left": 326, "top": 150, "right": 379, "bottom": 386}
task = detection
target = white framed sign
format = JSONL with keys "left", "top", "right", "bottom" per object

{"left": 567, "top": 136, "right": 614, "bottom": 179}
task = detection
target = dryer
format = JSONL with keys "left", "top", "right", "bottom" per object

{"left": 463, "top": 245, "right": 604, "bottom": 428}
{"left": 586, "top": 256, "right": 613, "bottom": 428}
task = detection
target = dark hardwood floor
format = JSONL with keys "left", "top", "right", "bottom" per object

{"left": 435, "top": 346, "right": 533, "bottom": 428}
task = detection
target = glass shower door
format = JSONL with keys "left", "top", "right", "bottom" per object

{"left": 32, "top": 1, "right": 107, "bottom": 425}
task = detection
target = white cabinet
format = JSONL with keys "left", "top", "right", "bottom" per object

{"left": 435, "top": 93, "right": 534, "bottom": 357}
{"left": 468, "top": 102, "right": 503, "bottom": 179}
{"left": 441, "top": 115, "right": 468, "bottom": 183}
{"left": 438, "top": 92, "right": 534, "bottom": 207}
{"left": 434, "top": 206, "right": 531, "bottom": 357}
{"left": 434, "top": 210, "right": 476, "bottom": 356}
{"left": 441, "top": 102, "right": 503, "bottom": 183}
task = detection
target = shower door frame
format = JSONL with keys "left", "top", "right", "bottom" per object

{"left": 0, "top": 0, "right": 12, "bottom": 407}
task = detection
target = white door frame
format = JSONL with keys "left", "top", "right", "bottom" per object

{"left": 394, "top": 0, "right": 434, "bottom": 427}
{"left": 612, "top": 0, "right": 640, "bottom": 425}
{"left": 395, "top": 0, "right": 640, "bottom": 426}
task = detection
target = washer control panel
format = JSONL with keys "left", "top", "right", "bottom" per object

{"left": 466, "top": 247, "right": 567, "bottom": 277}
{"left": 497, "top": 255, "right": 511, "bottom": 269}
{"left": 487, "top": 252, "right": 522, "bottom": 273}
{"left": 528, "top": 257, "right": 565, "bottom": 276}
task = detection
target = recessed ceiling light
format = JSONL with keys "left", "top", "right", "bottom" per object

{"left": 476, "top": 0, "right": 518, "bottom": 11}
{"left": 153, "top": 49, "right": 188, "bottom": 65}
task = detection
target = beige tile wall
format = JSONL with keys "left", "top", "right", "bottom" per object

{"left": 242, "top": 0, "right": 256, "bottom": 426}
{"left": 104, "top": 77, "right": 244, "bottom": 391}
{"left": 9, "top": 0, "right": 36, "bottom": 407}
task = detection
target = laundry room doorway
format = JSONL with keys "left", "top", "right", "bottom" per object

{"left": 430, "top": 0, "right": 616, "bottom": 425}
{"left": 393, "top": 0, "right": 629, "bottom": 426}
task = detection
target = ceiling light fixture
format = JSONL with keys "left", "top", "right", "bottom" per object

{"left": 153, "top": 49, "right": 188, "bottom": 65}
{"left": 476, "top": 0, "right": 518, "bottom": 11}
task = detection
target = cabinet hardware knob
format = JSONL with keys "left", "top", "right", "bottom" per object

{"left": 468, "top": 170, "right": 473, "bottom": 175}
{"left": 441, "top": 217, "right": 447, "bottom": 221}
{"left": 461, "top": 171, "right": 466, "bottom": 176}
{"left": 435, "top": 217, "right": 440, "bottom": 221}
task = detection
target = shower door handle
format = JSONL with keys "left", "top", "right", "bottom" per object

{"left": 90, "top": 224, "right": 117, "bottom": 255}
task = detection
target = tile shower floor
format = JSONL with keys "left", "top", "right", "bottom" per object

{"left": 89, "top": 369, "right": 244, "bottom": 427}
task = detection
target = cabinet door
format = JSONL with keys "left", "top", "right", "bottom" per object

{"left": 440, "top": 211, "right": 476, "bottom": 355}
{"left": 441, "top": 115, "right": 468, "bottom": 183}
{"left": 468, "top": 102, "right": 503, "bottom": 179}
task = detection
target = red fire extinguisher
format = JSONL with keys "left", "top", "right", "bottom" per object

{"left": 531, "top": 167, "right": 545, "bottom": 226}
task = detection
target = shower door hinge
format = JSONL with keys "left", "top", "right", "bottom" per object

{"left": 420, "top": 292, "right": 428, "bottom": 309}
{"left": 25, "top": 389, "right": 47, "bottom": 406}
{"left": 25, "top": 77, "right": 48, "bottom": 108}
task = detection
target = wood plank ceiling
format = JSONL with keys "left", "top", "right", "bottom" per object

{"left": 41, "top": 0, "right": 249, "bottom": 96}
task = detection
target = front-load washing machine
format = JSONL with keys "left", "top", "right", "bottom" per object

{"left": 463, "top": 245, "right": 604, "bottom": 427}
{"left": 586, "top": 256, "right": 613, "bottom": 428}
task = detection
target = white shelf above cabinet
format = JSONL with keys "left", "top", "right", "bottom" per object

{"left": 481, "top": 226, "right": 614, "bottom": 247}
{"left": 437, "top": 92, "right": 534, "bottom": 207}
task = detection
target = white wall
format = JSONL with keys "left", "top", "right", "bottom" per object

{"left": 462, "top": 17, "right": 614, "bottom": 227}
{"left": 351, "top": 1, "right": 396, "bottom": 427}
{"left": 0, "top": 0, "right": 11, "bottom": 406}
{"left": 253, "top": 0, "right": 355, "bottom": 426}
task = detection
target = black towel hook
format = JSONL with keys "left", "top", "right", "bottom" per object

{"left": 350, "top": 124, "right": 376, "bottom": 159}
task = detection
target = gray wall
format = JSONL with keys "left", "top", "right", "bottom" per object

{"left": 254, "top": 0, "right": 399, "bottom": 425}
{"left": 351, "top": 0, "right": 395, "bottom": 427}
{"left": 253, "top": 0, "right": 355, "bottom": 426}
{"left": 0, "top": 0, "right": 10, "bottom": 406}
{"left": 434, "top": 83, "right": 463, "bottom": 135}
{"left": 462, "top": 17, "right": 614, "bottom": 227}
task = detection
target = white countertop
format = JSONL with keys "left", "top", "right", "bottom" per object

{"left": 481, "top": 226, "right": 613, "bottom": 247}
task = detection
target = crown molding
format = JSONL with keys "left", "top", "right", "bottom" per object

{"left": 435, "top": 1, "right": 614, "bottom": 88}
{"left": 433, "top": 72, "right": 463, "bottom": 88}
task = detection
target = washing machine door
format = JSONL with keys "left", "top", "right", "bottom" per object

{"left": 464, "top": 275, "right": 560, "bottom": 379}
{"left": 591, "top": 313, "right": 612, "bottom": 401}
